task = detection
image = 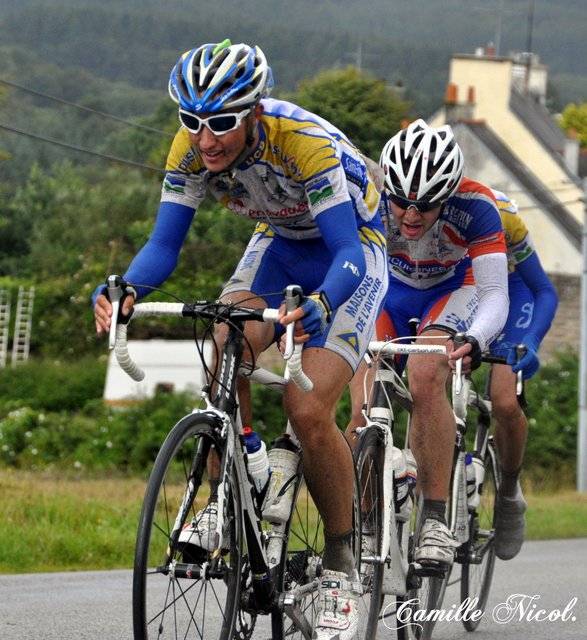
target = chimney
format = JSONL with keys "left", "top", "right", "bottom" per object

{"left": 445, "top": 83, "right": 458, "bottom": 105}
{"left": 444, "top": 83, "right": 475, "bottom": 124}
{"left": 467, "top": 86, "right": 476, "bottom": 105}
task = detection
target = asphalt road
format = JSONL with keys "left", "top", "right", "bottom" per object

{"left": 0, "top": 538, "right": 585, "bottom": 639}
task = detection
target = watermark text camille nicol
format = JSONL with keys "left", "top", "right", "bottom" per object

{"left": 384, "top": 594, "right": 579, "bottom": 631}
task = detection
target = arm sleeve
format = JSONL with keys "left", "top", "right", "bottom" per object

{"left": 314, "top": 201, "right": 366, "bottom": 310}
{"left": 515, "top": 251, "right": 559, "bottom": 343}
{"left": 468, "top": 252, "right": 509, "bottom": 351}
{"left": 123, "top": 201, "right": 196, "bottom": 299}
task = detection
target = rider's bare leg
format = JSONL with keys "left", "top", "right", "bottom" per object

{"left": 407, "top": 330, "right": 454, "bottom": 513}
{"left": 491, "top": 363, "right": 528, "bottom": 496}
{"left": 284, "top": 347, "right": 355, "bottom": 575}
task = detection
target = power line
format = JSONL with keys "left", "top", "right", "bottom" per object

{"left": 0, "top": 77, "right": 173, "bottom": 137}
{"left": 0, "top": 122, "right": 164, "bottom": 173}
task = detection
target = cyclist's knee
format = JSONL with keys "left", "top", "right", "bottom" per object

{"left": 408, "top": 357, "right": 448, "bottom": 399}
{"left": 492, "top": 393, "right": 524, "bottom": 424}
{"left": 285, "top": 396, "right": 334, "bottom": 443}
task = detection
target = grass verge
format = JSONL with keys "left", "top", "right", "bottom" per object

{"left": 1, "top": 471, "right": 586, "bottom": 573}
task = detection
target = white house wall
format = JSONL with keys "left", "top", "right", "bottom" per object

{"left": 455, "top": 125, "right": 582, "bottom": 275}
{"left": 104, "top": 339, "right": 212, "bottom": 403}
{"left": 447, "top": 56, "right": 584, "bottom": 227}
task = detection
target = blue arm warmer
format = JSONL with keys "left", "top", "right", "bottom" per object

{"left": 516, "top": 251, "right": 558, "bottom": 343}
{"left": 314, "top": 201, "right": 366, "bottom": 310}
{"left": 123, "top": 201, "right": 196, "bottom": 299}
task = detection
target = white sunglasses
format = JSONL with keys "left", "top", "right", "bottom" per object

{"left": 178, "top": 108, "right": 251, "bottom": 135}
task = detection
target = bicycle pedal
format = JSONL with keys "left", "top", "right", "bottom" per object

{"left": 411, "top": 560, "right": 449, "bottom": 578}
{"left": 406, "top": 563, "right": 422, "bottom": 590}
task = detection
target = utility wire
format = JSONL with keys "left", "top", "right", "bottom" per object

{"left": 0, "top": 77, "right": 173, "bottom": 137}
{"left": 0, "top": 122, "right": 165, "bottom": 173}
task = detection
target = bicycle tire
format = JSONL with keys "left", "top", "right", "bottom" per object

{"left": 133, "top": 412, "right": 243, "bottom": 640}
{"left": 397, "top": 496, "right": 452, "bottom": 640}
{"left": 460, "top": 444, "right": 499, "bottom": 632}
{"left": 354, "top": 426, "right": 386, "bottom": 639}
{"left": 271, "top": 452, "right": 362, "bottom": 639}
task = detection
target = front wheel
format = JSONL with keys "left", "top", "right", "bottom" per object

{"left": 271, "top": 449, "right": 362, "bottom": 639}
{"left": 132, "top": 413, "right": 243, "bottom": 640}
{"left": 354, "top": 426, "right": 386, "bottom": 639}
{"left": 460, "top": 444, "right": 499, "bottom": 631}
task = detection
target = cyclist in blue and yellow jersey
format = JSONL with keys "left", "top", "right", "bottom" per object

{"left": 348, "top": 120, "right": 510, "bottom": 570}
{"left": 93, "top": 39, "right": 388, "bottom": 638}
{"left": 487, "top": 189, "right": 558, "bottom": 560}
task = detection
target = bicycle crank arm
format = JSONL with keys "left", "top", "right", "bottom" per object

{"left": 282, "top": 592, "right": 314, "bottom": 640}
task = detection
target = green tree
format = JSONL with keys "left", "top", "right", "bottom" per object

{"left": 289, "top": 66, "right": 410, "bottom": 159}
{"left": 560, "top": 102, "right": 587, "bottom": 147}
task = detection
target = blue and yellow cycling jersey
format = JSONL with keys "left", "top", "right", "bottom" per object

{"left": 492, "top": 189, "right": 535, "bottom": 273}
{"left": 488, "top": 189, "right": 558, "bottom": 356}
{"left": 161, "top": 98, "right": 382, "bottom": 240}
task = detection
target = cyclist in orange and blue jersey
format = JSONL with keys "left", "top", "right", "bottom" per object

{"left": 350, "top": 120, "right": 510, "bottom": 570}
{"left": 488, "top": 189, "right": 558, "bottom": 560}
{"left": 93, "top": 39, "right": 388, "bottom": 639}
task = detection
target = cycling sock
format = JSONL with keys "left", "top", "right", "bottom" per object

{"left": 500, "top": 468, "right": 522, "bottom": 497}
{"left": 422, "top": 499, "right": 447, "bottom": 526}
{"left": 322, "top": 529, "right": 355, "bottom": 576}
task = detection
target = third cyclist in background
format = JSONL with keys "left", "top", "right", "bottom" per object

{"left": 488, "top": 190, "right": 558, "bottom": 560}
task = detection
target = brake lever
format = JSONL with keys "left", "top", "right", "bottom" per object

{"left": 515, "top": 344, "right": 527, "bottom": 396}
{"left": 283, "top": 284, "right": 303, "bottom": 360}
{"left": 453, "top": 332, "right": 466, "bottom": 395}
{"left": 107, "top": 274, "right": 123, "bottom": 350}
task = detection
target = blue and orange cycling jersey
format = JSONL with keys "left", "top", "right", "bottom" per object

{"left": 383, "top": 178, "right": 506, "bottom": 288}
{"left": 162, "top": 97, "right": 382, "bottom": 240}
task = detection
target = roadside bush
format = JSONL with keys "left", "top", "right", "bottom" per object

{"left": 524, "top": 350, "right": 578, "bottom": 487}
{"left": 0, "top": 357, "right": 106, "bottom": 413}
{"left": 0, "top": 352, "right": 578, "bottom": 481}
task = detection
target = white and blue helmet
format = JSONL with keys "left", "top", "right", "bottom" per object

{"left": 168, "top": 39, "right": 273, "bottom": 113}
{"left": 380, "top": 119, "right": 464, "bottom": 203}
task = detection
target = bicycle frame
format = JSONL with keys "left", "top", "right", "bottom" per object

{"left": 109, "top": 281, "right": 323, "bottom": 637}
{"left": 359, "top": 341, "right": 448, "bottom": 596}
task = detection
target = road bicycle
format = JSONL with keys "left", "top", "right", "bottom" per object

{"left": 105, "top": 276, "right": 362, "bottom": 640}
{"left": 353, "top": 334, "right": 524, "bottom": 640}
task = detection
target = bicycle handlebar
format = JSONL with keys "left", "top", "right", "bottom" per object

{"left": 106, "top": 281, "right": 313, "bottom": 392}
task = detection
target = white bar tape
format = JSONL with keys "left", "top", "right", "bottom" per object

{"left": 287, "top": 344, "right": 313, "bottom": 392}
{"left": 132, "top": 302, "right": 185, "bottom": 317}
{"left": 114, "top": 324, "right": 145, "bottom": 381}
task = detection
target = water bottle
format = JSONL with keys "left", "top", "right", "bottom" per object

{"left": 392, "top": 447, "right": 411, "bottom": 521}
{"left": 262, "top": 434, "right": 300, "bottom": 524}
{"left": 465, "top": 453, "right": 485, "bottom": 510}
{"left": 243, "top": 426, "right": 270, "bottom": 495}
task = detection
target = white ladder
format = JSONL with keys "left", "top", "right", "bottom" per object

{"left": 11, "top": 286, "right": 35, "bottom": 366}
{"left": 0, "top": 289, "right": 11, "bottom": 368}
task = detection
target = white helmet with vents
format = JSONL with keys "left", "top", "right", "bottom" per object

{"left": 380, "top": 119, "right": 464, "bottom": 204}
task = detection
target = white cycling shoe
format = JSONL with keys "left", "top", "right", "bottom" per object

{"left": 414, "top": 518, "right": 459, "bottom": 567}
{"left": 313, "top": 569, "right": 362, "bottom": 640}
{"left": 179, "top": 502, "right": 223, "bottom": 553}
